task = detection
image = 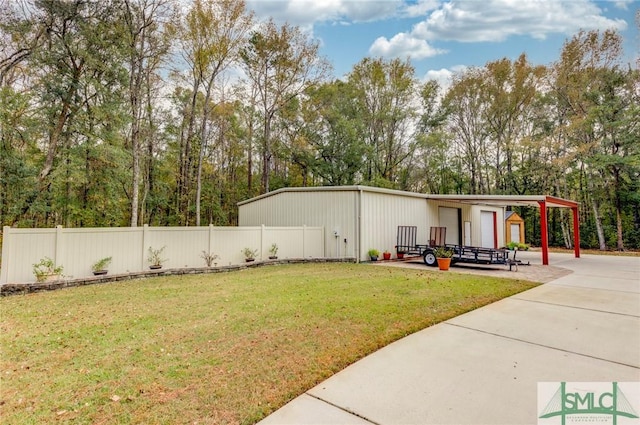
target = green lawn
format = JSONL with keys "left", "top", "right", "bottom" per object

{"left": 0, "top": 263, "right": 538, "bottom": 424}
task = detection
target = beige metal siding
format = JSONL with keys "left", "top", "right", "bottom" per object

{"left": 237, "top": 187, "right": 509, "bottom": 262}
{"left": 426, "top": 200, "right": 473, "bottom": 245}
{"left": 471, "top": 205, "right": 505, "bottom": 248}
{"left": 360, "top": 191, "right": 430, "bottom": 260}
{"left": 239, "top": 191, "right": 357, "bottom": 259}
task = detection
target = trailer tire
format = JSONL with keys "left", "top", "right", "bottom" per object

{"left": 423, "top": 251, "right": 437, "bottom": 267}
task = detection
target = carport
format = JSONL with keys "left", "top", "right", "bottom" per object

{"left": 428, "top": 195, "right": 580, "bottom": 265}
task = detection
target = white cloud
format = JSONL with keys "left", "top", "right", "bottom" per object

{"left": 422, "top": 65, "right": 467, "bottom": 93}
{"left": 412, "top": 0, "right": 628, "bottom": 42}
{"left": 403, "top": 0, "right": 440, "bottom": 17}
{"left": 613, "top": 0, "right": 634, "bottom": 10}
{"left": 247, "top": 0, "right": 402, "bottom": 28}
{"left": 368, "top": 0, "right": 628, "bottom": 61}
{"left": 370, "top": 32, "right": 446, "bottom": 59}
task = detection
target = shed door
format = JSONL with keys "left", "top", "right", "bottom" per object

{"left": 439, "top": 207, "right": 460, "bottom": 245}
{"left": 510, "top": 224, "right": 521, "bottom": 243}
{"left": 481, "top": 211, "right": 497, "bottom": 248}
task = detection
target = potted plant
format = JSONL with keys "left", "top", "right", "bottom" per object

{"left": 268, "top": 243, "right": 278, "bottom": 260}
{"left": 201, "top": 251, "right": 219, "bottom": 267}
{"left": 397, "top": 250, "right": 405, "bottom": 260}
{"left": 242, "top": 247, "right": 258, "bottom": 262}
{"left": 367, "top": 248, "right": 380, "bottom": 261}
{"left": 147, "top": 246, "right": 167, "bottom": 269}
{"left": 383, "top": 250, "right": 391, "bottom": 260}
{"left": 433, "top": 246, "right": 454, "bottom": 271}
{"left": 91, "top": 256, "right": 112, "bottom": 276}
{"left": 33, "top": 257, "right": 63, "bottom": 282}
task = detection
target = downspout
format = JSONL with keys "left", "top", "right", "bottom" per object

{"left": 356, "top": 188, "right": 362, "bottom": 263}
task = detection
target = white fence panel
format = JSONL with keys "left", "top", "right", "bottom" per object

{"left": 60, "top": 227, "right": 143, "bottom": 279}
{"left": 145, "top": 227, "right": 210, "bottom": 269}
{"left": 2, "top": 228, "right": 57, "bottom": 283}
{"left": 1, "top": 225, "right": 325, "bottom": 284}
{"left": 262, "top": 227, "right": 302, "bottom": 260}
{"left": 304, "top": 227, "right": 325, "bottom": 258}
{"left": 212, "top": 227, "right": 262, "bottom": 265}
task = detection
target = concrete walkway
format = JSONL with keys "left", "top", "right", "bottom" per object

{"left": 258, "top": 253, "right": 640, "bottom": 424}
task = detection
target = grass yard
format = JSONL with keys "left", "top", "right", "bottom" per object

{"left": 1, "top": 263, "right": 538, "bottom": 424}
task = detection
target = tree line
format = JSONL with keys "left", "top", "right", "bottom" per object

{"left": 1, "top": 0, "right": 638, "bottom": 250}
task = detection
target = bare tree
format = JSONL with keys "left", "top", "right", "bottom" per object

{"left": 241, "top": 19, "right": 331, "bottom": 193}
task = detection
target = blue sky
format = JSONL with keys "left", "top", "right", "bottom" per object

{"left": 246, "top": 0, "right": 639, "bottom": 87}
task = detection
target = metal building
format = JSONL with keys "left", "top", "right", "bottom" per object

{"left": 238, "top": 186, "right": 507, "bottom": 262}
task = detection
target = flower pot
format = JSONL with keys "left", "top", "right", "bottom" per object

{"left": 93, "top": 270, "right": 108, "bottom": 276}
{"left": 437, "top": 258, "right": 451, "bottom": 271}
{"left": 149, "top": 265, "right": 162, "bottom": 270}
{"left": 370, "top": 256, "right": 378, "bottom": 261}
{"left": 397, "top": 252, "right": 405, "bottom": 260}
{"left": 383, "top": 252, "right": 391, "bottom": 260}
{"left": 269, "top": 256, "right": 278, "bottom": 260}
{"left": 245, "top": 258, "right": 255, "bottom": 262}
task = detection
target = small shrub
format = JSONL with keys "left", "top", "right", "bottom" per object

{"left": 367, "top": 249, "right": 380, "bottom": 258}
{"left": 147, "top": 246, "right": 167, "bottom": 266}
{"left": 91, "top": 257, "right": 112, "bottom": 272}
{"left": 433, "top": 246, "right": 454, "bottom": 258}
{"left": 506, "top": 242, "right": 529, "bottom": 251}
{"left": 242, "top": 248, "right": 258, "bottom": 260}
{"left": 201, "top": 251, "right": 219, "bottom": 267}
{"left": 33, "top": 257, "right": 63, "bottom": 282}
{"left": 269, "top": 243, "right": 278, "bottom": 257}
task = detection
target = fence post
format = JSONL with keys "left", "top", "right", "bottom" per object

{"left": 303, "top": 225, "right": 306, "bottom": 258}
{"left": 141, "top": 224, "right": 149, "bottom": 270}
{"left": 209, "top": 224, "right": 214, "bottom": 255}
{"left": 0, "top": 226, "right": 11, "bottom": 283}
{"left": 55, "top": 225, "right": 63, "bottom": 267}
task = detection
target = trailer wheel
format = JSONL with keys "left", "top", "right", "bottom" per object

{"left": 423, "top": 251, "right": 437, "bottom": 267}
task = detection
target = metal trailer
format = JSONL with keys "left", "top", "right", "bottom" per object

{"left": 395, "top": 226, "right": 528, "bottom": 270}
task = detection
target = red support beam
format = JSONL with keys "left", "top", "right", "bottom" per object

{"left": 493, "top": 211, "right": 498, "bottom": 249}
{"left": 539, "top": 200, "right": 549, "bottom": 265}
{"left": 572, "top": 206, "right": 580, "bottom": 258}
{"left": 545, "top": 196, "right": 579, "bottom": 208}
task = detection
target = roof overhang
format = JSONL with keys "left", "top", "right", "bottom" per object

{"left": 238, "top": 186, "right": 579, "bottom": 209}
{"left": 426, "top": 194, "right": 579, "bottom": 209}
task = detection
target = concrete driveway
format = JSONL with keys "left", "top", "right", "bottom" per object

{"left": 258, "top": 252, "right": 640, "bottom": 424}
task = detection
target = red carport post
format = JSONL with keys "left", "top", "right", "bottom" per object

{"left": 539, "top": 200, "right": 549, "bottom": 265}
{"left": 572, "top": 206, "right": 580, "bottom": 258}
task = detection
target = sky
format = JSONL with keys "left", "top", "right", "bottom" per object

{"left": 245, "top": 0, "right": 639, "bottom": 88}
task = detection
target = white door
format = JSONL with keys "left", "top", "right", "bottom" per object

{"left": 510, "top": 224, "right": 520, "bottom": 243}
{"left": 481, "top": 211, "right": 496, "bottom": 248}
{"left": 439, "top": 207, "right": 460, "bottom": 245}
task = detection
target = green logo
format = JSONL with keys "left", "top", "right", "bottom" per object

{"left": 539, "top": 382, "right": 639, "bottom": 425}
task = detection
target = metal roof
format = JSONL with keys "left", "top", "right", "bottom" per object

{"left": 238, "top": 185, "right": 579, "bottom": 209}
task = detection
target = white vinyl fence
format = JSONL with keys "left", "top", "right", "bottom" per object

{"left": 1, "top": 225, "right": 325, "bottom": 284}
